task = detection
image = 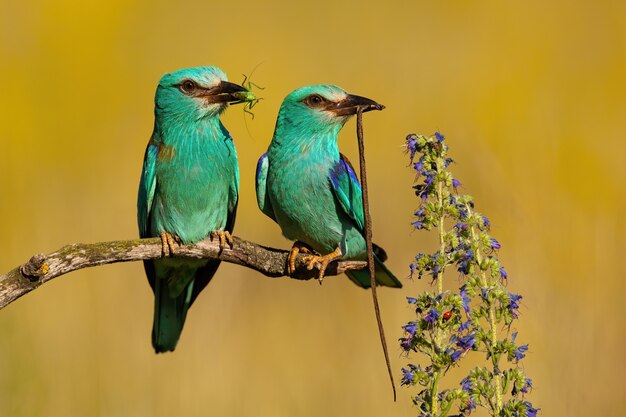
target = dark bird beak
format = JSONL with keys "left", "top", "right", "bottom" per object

{"left": 330, "top": 94, "right": 385, "bottom": 116}
{"left": 203, "top": 81, "right": 248, "bottom": 104}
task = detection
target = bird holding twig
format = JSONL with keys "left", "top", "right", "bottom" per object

{"left": 137, "top": 66, "right": 248, "bottom": 352}
{"left": 255, "top": 84, "right": 402, "bottom": 288}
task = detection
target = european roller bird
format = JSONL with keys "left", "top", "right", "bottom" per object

{"left": 137, "top": 66, "right": 247, "bottom": 352}
{"left": 256, "top": 85, "right": 402, "bottom": 288}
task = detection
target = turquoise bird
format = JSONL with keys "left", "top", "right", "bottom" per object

{"left": 137, "top": 66, "right": 247, "bottom": 352}
{"left": 256, "top": 85, "right": 402, "bottom": 288}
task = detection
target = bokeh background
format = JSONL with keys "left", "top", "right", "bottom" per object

{"left": 1, "top": 1, "right": 624, "bottom": 416}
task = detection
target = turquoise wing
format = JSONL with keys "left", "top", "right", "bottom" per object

{"left": 328, "top": 154, "right": 364, "bottom": 232}
{"left": 226, "top": 156, "right": 239, "bottom": 233}
{"left": 138, "top": 142, "right": 158, "bottom": 238}
{"left": 255, "top": 153, "right": 277, "bottom": 222}
{"left": 329, "top": 154, "right": 402, "bottom": 288}
{"left": 138, "top": 142, "right": 158, "bottom": 293}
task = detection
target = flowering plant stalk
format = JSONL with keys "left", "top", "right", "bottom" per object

{"left": 399, "top": 133, "right": 538, "bottom": 417}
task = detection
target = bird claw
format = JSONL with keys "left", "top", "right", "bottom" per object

{"left": 211, "top": 230, "right": 234, "bottom": 250}
{"left": 160, "top": 232, "right": 180, "bottom": 256}
{"left": 299, "top": 247, "right": 343, "bottom": 284}
{"left": 287, "top": 241, "right": 313, "bottom": 275}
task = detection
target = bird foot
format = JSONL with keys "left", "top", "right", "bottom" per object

{"left": 160, "top": 232, "right": 180, "bottom": 256}
{"left": 300, "top": 247, "right": 343, "bottom": 284}
{"left": 211, "top": 230, "right": 234, "bottom": 250}
{"left": 287, "top": 241, "right": 314, "bottom": 275}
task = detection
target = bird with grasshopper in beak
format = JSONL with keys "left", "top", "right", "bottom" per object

{"left": 256, "top": 85, "right": 402, "bottom": 288}
{"left": 138, "top": 66, "right": 250, "bottom": 352}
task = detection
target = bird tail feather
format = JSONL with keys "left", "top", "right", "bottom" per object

{"left": 345, "top": 255, "right": 402, "bottom": 288}
{"left": 152, "top": 278, "right": 194, "bottom": 353}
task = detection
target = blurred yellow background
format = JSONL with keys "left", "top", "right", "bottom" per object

{"left": 1, "top": 0, "right": 624, "bottom": 416}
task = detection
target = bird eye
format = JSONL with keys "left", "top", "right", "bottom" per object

{"left": 180, "top": 80, "right": 197, "bottom": 94}
{"left": 305, "top": 94, "right": 325, "bottom": 107}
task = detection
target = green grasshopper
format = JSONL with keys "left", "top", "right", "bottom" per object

{"left": 232, "top": 72, "right": 264, "bottom": 119}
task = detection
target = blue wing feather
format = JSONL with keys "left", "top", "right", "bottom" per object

{"left": 138, "top": 143, "right": 158, "bottom": 238}
{"left": 255, "top": 153, "right": 277, "bottom": 222}
{"left": 138, "top": 142, "right": 158, "bottom": 292}
{"left": 329, "top": 154, "right": 364, "bottom": 232}
{"left": 330, "top": 155, "right": 403, "bottom": 288}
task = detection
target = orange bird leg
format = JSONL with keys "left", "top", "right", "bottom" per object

{"left": 210, "top": 230, "right": 234, "bottom": 250}
{"left": 159, "top": 232, "right": 179, "bottom": 256}
{"left": 301, "top": 247, "right": 343, "bottom": 284}
{"left": 287, "top": 241, "right": 314, "bottom": 275}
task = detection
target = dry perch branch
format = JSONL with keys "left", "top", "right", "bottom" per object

{"left": 0, "top": 236, "right": 367, "bottom": 310}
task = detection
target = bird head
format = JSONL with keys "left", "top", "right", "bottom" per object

{"left": 276, "top": 84, "right": 384, "bottom": 137}
{"left": 154, "top": 66, "right": 247, "bottom": 122}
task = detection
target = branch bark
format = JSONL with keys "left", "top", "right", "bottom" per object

{"left": 0, "top": 236, "right": 367, "bottom": 310}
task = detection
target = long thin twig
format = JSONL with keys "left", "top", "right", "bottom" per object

{"left": 356, "top": 108, "right": 397, "bottom": 401}
{"left": 0, "top": 236, "right": 367, "bottom": 310}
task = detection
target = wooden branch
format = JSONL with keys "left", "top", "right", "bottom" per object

{"left": 0, "top": 236, "right": 367, "bottom": 310}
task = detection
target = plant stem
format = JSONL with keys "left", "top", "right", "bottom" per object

{"left": 467, "top": 204, "right": 503, "bottom": 414}
{"left": 431, "top": 177, "right": 447, "bottom": 415}
{"left": 431, "top": 369, "right": 442, "bottom": 416}
{"left": 437, "top": 179, "right": 445, "bottom": 294}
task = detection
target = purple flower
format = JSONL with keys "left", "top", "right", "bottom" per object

{"left": 460, "top": 286, "right": 471, "bottom": 313}
{"left": 513, "top": 377, "right": 533, "bottom": 395}
{"left": 415, "top": 209, "right": 426, "bottom": 217}
{"left": 499, "top": 266, "right": 508, "bottom": 280}
{"left": 412, "top": 221, "right": 424, "bottom": 230}
{"left": 481, "top": 215, "right": 491, "bottom": 229}
{"left": 424, "top": 175, "right": 434, "bottom": 186}
{"left": 403, "top": 323, "right": 417, "bottom": 337}
{"left": 452, "top": 178, "right": 461, "bottom": 189}
{"left": 435, "top": 132, "right": 445, "bottom": 142}
{"left": 409, "top": 263, "right": 417, "bottom": 278}
{"left": 431, "top": 265, "right": 441, "bottom": 278}
{"left": 399, "top": 337, "right": 411, "bottom": 351}
{"left": 456, "top": 248, "right": 474, "bottom": 274}
{"left": 424, "top": 308, "right": 440, "bottom": 325}
{"left": 406, "top": 296, "right": 417, "bottom": 304}
{"left": 456, "top": 333, "right": 476, "bottom": 350}
{"left": 522, "top": 377, "right": 533, "bottom": 394}
{"left": 401, "top": 367, "right": 415, "bottom": 385}
{"left": 413, "top": 161, "right": 423, "bottom": 174}
{"left": 461, "top": 398, "right": 477, "bottom": 413}
{"left": 508, "top": 292, "right": 522, "bottom": 304}
{"left": 490, "top": 238, "right": 501, "bottom": 250}
{"left": 460, "top": 376, "right": 473, "bottom": 392}
{"left": 445, "top": 347, "right": 462, "bottom": 362}
{"left": 454, "top": 223, "right": 468, "bottom": 232}
{"left": 524, "top": 401, "right": 540, "bottom": 417}
{"left": 514, "top": 344, "right": 529, "bottom": 361}
{"left": 406, "top": 135, "right": 418, "bottom": 162}
{"left": 508, "top": 292, "right": 522, "bottom": 318}
{"left": 459, "top": 320, "right": 471, "bottom": 332}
